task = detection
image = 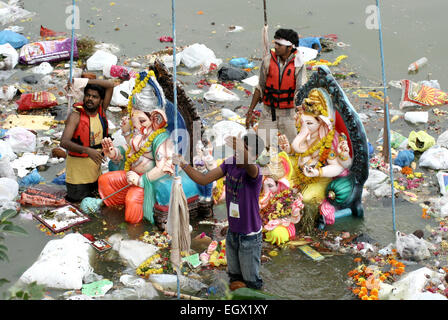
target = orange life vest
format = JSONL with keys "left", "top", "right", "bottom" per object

{"left": 68, "top": 103, "right": 108, "bottom": 157}
{"left": 262, "top": 50, "right": 296, "bottom": 109}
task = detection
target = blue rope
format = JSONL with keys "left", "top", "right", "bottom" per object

{"left": 376, "top": 0, "right": 396, "bottom": 231}
{"left": 171, "top": 0, "right": 181, "bottom": 300}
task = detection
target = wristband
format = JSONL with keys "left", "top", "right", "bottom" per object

{"left": 318, "top": 167, "right": 323, "bottom": 177}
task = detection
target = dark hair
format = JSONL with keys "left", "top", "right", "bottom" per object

{"left": 274, "top": 28, "right": 299, "bottom": 49}
{"left": 243, "top": 132, "right": 265, "bottom": 158}
{"left": 84, "top": 84, "right": 105, "bottom": 100}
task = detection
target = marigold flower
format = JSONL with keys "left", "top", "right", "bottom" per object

{"left": 370, "top": 288, "right": 379, "bottom": 297}
{"left": 361, "top": 295, "right": 369, "bottom": 300}
{"left": 354, "top": 257, "right": 362, "bottom": 263}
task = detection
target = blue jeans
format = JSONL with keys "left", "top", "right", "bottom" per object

{"left": 226, "top": 230, "right": 263, "bottom": 290}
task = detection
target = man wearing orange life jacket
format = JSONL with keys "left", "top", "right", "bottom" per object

{"left": 61, "top": 78, "right": 115, "bottom": 202}
{"left": 245, "top": 28, "right": 307, "bottom": 156}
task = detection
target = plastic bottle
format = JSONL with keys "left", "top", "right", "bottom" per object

{"left": 408, "top": 57, "right": 428, "bottom": 72}
{"left": 0, "top": 153, "right": 16, "bottom": 180}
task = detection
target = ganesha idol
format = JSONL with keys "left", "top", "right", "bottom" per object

{"left": 99, "top": 70, "right": 199, "bottom": 229}
{"left": 260, "top": 66, "right": 369, "bottom": 245}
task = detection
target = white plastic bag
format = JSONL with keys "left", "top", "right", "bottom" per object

{"left": 111, "top": 78, "right": 135, "bottom": 106}
{"left": 0, "top": 42, "right": 18, "bottom": 70}
{"left": 6, "top": 127, "right": 36, "bottom": 153}
{"left": 0, "top": 1, "right": 35, "bottom": 25}
{"left": 379, "top": 267, "right": 447, "bottom": 300}
{"left": 364, "top": 169, "right": 389, "bottom": 190}
{"left": 0, "top": 177, "right": 18, "bottom": 201}
{"left": 204, "top": 84, "right": 240, "bottom": 102}
{"left": 404, "top": 111, "right": 428, "bottom": 124}
{"left": 108, "top": 234, "right": 159, "bottom": 268}
{"left": 180, "top": 43, "right": 222, "bottom": 69}
{"left": 160, "top": 52, "right": 182, "bottom": 69}
{"left": 19, "top": 233, "right": 94, "bottom": 290}
{"left": 0, "top": 85, "right": 17, "bottom": 100}
{"left": 30, "top": 62, "right": 53, "bottom": 75}
{"left": 210, "top": 120, "right": 247, "bottom": 147}
{"left": 419, "top": 145, "right": 448, "bottom": 170}
{"left": 86, "top": 50, "right": 118, "bottom": 71}
{"left": 395, "top": 231, "right": 431, "bottom": 261}
{"left": 0, "top": 140, "right": 16, "bottom": 160}
{"left": 436, "top": 130, "right": 448, "bottom": 149}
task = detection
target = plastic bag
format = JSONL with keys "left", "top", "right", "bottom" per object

{"left": 18, "top": 169, "right": 44, "bottom": 187}
{"left": 19, "top": 38, "right": 78, "bottom": 65}
{"left": 108, "top": 233, "right": 159, "bottom": 268}
{"left": 87, "top": 50, "right": 118, "bottom": 71}
{"left": 436, "top": 129, "right": 448, "bottom": 149}
{"left": 6, "top": 127, "right": 36, "bottom": 153}
{"left": 217, "top": 65, "right": 248, "bottom": 81}
{"left": 0, "top": 42, "right": 19, "bottom": 69}
{"left": 399, "top": 79, "right": 448, "bottom": 109}
{"left": 51, "top": 173, "right": 66, "bottom": 185}
{"left": 210, "top": 120, "right": 247, "bottom": 147}
{"left": 0, "top": 29, "right": 28, "bottom": 48}
{"left": 30, "top": 62, "right": 53, "bottom": 74}
{"left": 395, "top": 231, "right": 431, "bottom": 261}
{"left": 180, "top": 43, "right": 222, "bottom": 69}
{"left": 408, "top": 130, "right": 435, "bottom": 152}
{"left": 16, "top": 91, "right": 58, "bottom": 111}
{"left": 377, "top": 129, "right": 408, "bottom": 150}
{"left": 0, "top": 153, "right": 16, "bottom": 180}
{"left": 0, "top": 85, "right": 17, "bottom": 100}
{"left": 379, "top": 267, "right": 447, "bottom": 300}
{"left": 364, "top": 169, "right": 389, "bottom": 190}
{"left": 0, "top": 140, "right": 16, "bottom": 161}
{"left": 404, "top": 111, "right": 428, "bottom": 124}
{"left": 0, "top": 177, "right": 18, "bottom": 201}
{"left": 419, "top": 145, "right": 448, "bottom": 170}
{"left": 229, "top": 57, "right": 254, "bottom": 69}
{"left": 393, "top": 150, "right": 414, "bottom": 167}
{"left": 103, "top": 64, "right": 131, "bottom": 80}
{"left": 0, "top": 1, "right": 35, "bottom": 25}
{"left": 204, "top": 83, "right": 240, "bottom": 102}
{"left": 19, "top": 233, "right": 94, "bottom": 290}
{"left": 111, "top": 78, "right": 135, "bottom": 106}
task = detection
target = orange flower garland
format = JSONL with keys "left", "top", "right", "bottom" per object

{"left": 347, "top": 255, "right": 406, "bottom": 300}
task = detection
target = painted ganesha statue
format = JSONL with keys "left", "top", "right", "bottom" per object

{"left": 260, "top": 66, "right": 369, "bottom": 245}
{"left": 99, "top": 70, "right": 199, "bottom": 229}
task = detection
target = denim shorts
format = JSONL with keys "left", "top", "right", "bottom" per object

{"left": 226, "top": 229, "right": 263, "bottom": 290}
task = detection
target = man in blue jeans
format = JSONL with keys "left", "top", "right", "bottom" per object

{"left": 173, "top": 132, "right": 265, "bottom": 290}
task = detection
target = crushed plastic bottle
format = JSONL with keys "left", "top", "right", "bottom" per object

{"left": 408, "top": 57, "right": 428, "bottom": 72}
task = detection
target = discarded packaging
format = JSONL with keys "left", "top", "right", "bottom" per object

{"left": 19, "top": 233, "right": 95, "bottom": 290}
{"left": 87, "top": 49, "right": 118, "bottom": 71}
{"left": 19, "top": 38, "right": 78, "bottom": 65}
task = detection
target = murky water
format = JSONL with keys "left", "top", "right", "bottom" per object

{"left": 1, "top": 0, "right": 446, "bottom": 299}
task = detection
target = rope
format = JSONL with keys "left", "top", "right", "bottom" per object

{"left": 376, "top": 0, "right": 396, "bottom": 231}
{"left": 68, "top": 0, "right": 76, "bottom": 112}
{"left": 171, "top": 0, "right": 181, "bottom": 300}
